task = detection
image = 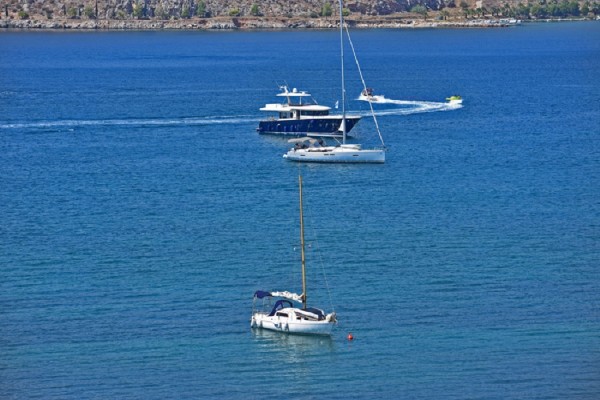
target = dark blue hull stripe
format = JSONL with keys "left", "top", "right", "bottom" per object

{"left": 257, "top": 117, "right": 360, "bottom": 136}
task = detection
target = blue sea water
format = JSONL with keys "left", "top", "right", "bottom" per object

{"left": 1, "top": 22, "right": 599, "bottom": 399}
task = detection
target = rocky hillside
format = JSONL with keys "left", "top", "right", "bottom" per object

{"left": 2, "top": 0, "right": 453, "bottom": 20}
{"left": 2, "top": 0, "right": 597, "bottom": 27}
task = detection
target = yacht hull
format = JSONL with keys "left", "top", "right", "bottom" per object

{"left": 257, "top": 116, "right": 360, "bottom": 137}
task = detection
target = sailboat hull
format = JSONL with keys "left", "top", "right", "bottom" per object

{"left": 284, "top": 146, "right": 385, "bottom": 163}
{"left": 251, "top": 312, "right": 335, "bottom": 336}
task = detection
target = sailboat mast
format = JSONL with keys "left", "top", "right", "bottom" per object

{"left": 339, "top": 0, "right": 346, "bottom": 145}
{"left": 299, "top": 174, "right": 307, "bottom": 310}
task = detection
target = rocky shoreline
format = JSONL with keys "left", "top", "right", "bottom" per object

{"left": 0, "top": 16, "right": 524, "bottom": 30}
{"left": 2, "top": 0, "right": 597, "bottom": 31}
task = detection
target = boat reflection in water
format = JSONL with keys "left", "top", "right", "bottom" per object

{"left": 251, "top": 328, "right": 335, "bottom": 353}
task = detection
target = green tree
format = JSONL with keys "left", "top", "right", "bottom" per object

{"left": 83, "top": 5, "right": 95, "bottom": 19}
{"left": 558, "top": 0, "right": 570, "bottom": 15}
{"left": 155, "top": 5, "right": 168, "bottom": 19}
{"left": 531, "top": 4, "right": 548, "bottom": 17}
{"left": 411, "top": 4, "right": 429, "bottom": 19}
{"left": 182, "top": 5, "right": 190, "bottom": 18}
{"left": 460, "top": 1, "right": 470, "bottom": 18}
{"left": 568, "top": 0, "right": 580, "bottom": 15}
{"left": 250, "top": 4, "right": 260, "bottom": 16}
{"left": 67, "top": 7, "right": 78, "bottom": 18}
{"left": 581, "top": 2, "right": 590, "bottom": 15}
{"left": 196, "top": 1, "right": 206, "bottom": 17}
{"left": 18, "top": 10, "right": 29, "bottom": 19}
{"left": 133, "top": 2, "right": 144, "bottom": 19}
{"left": 321, "top": 3, "right": 333, "bottom": 17}
{"left": 550, "top": 3, "right": 557, "bottom": 15}
{"left": 342, "top": 7, "right": 350, "bottom": 16}
{"left": 516, "top": 2, "right": 530, "bottom": 18}
{"left": 229, "top": 8, "right": 240, "bottom": 16}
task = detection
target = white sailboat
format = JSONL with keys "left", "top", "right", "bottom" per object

{"left": 283, "top": 0, "right": 386, "bottom": 164}
{"left": 251, "top": 175, "right": 337, "bottom": 336}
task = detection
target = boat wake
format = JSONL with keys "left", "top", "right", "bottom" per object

{"left": 1, "top": 99, "right": 460, "bottom": 131}
{"left": 0, "top": 115, "right": 260, "bottom": 131}
{"left": 356, "top": 98, "right": 463, "bottom": 117}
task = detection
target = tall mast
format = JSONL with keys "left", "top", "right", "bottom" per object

{"left": 339, "top": 0, "right": 346, "bottom": 145}
{"left": 299, "top": 174, "right": 307, "bottom": 310}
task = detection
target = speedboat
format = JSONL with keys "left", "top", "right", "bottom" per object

{"left": 446, "top": 95, "right": 463, "bottom": 105}
{"left": 257, "top": 85, "right": 360, "bottom": 138}
{"left": 358, "top": 87, "right": 386, "bottom": 103}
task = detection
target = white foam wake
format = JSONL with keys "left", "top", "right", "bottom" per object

{"left": 356, "top": 97, "right": 462, "bottom": 117}
{"left": 1, "top": 99, "right": 461, "bottom": 131}
{"left": 0, "top": 115, "right": 261, "bottom": 130}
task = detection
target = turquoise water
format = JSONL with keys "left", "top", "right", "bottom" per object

{"left": 1, "top": 23, "right": 599, "bottom": 398}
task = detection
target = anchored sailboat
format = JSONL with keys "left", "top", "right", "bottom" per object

{"left": 283, "top": 0, "right": 386, "bottom": 164}
{"left": 251, "top": 175, "right": 337, "bottom": 336}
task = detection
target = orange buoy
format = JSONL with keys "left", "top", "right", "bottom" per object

{"left": 347, "top": 332, "right": 354, "bottom": 341}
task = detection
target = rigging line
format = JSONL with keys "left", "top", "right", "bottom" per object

{"left": 343, "top": 23, "right": 386, "bottom": 148}
{"left": 303, "top": 189, "right": 336, "bottom": 313}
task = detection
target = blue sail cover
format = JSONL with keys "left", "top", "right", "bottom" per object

{"left": 269, "top": 300, "right": 294, "bottom": 316}
{"left": 254, "top": 290, "right": 272, "bottom": 299}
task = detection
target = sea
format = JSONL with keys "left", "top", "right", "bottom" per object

{"left": 1, "top": 22, "right": 599, "bottom": 399}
